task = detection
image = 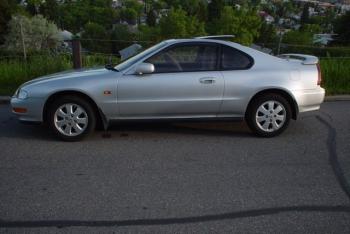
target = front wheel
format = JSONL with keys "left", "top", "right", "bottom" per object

{"left": 48, "top": 96, "right": 96, "bottom": 141}
{"left": 246, "top": 94, "right": 291, "bottom": 137}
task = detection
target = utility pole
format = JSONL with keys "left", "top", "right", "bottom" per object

{"left": 277, "top": 31, "right": 283, "bottom": 55}
{"left": 72, "top": 39, "right": 82, "bottom": 69}
{"left": 144, "top": 0, "right": 148, "bottom": 14}
{"left": 19, "top": 19, "right": 27, "bottom": 61}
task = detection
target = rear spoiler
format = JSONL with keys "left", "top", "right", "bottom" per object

{"left": 278, "top": 54, "right": 319, "bottom": 65}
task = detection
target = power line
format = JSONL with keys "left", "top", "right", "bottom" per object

{"left": 78, "top": 38, "right": 154, "bottom": 43}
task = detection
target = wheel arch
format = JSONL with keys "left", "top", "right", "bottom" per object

{"left": 246, "top": 88, "right": 299, "bottom": 120}
{"left": 42, "top": 90, "right": 105, "bottom": 127}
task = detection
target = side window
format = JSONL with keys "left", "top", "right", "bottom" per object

{"left": 145, "top": 44, "right": 218, "bottom": 73}
{"left": 221, "top": 45, "right": 253, "bottom": 70}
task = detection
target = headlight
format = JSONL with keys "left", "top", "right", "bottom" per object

{"left": 17, "top": 89, "right": 28, "bottom": 99}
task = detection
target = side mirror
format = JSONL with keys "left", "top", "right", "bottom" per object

{"left": 135, "top": 63, "right": 155, "bottom": 75}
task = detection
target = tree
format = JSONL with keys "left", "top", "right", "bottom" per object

{"left": 282, "top": 23, "right": 321, "bottom": 46}
{"left": 282, "top": 30, "right": 313, "bottom": 45}
{"left": 146, "top": 9, "right": 157, "bottom": 26}
{"left": 122, "top": 0, "right": 143, "bottom": 12}
{"left": 275, "top": 1, "right": 295, "bottom": 18}
{"left": 159, "top": 8, "right": 205, "bottom": 39}
{"left": 181, "top": 0, "right": 201, "bottom": 16}
{"left": 120, "top": 8, "right": 137, "bottom": 25}
{"left": 301, "top": 24, "right": 321, "bottom": 34}
{"left": 210, "top": 6, "right": 261, "bottom": 45}
{"left": 300, "top": 3, "right": 310, "bottom": 25}
{"left": 207, "top": 0, "right": 224, "bottom": 22}
{"left": 81, "top": 22, "right": 109, "bottom": 53}
{"left": 0, "top": 0, "right": 14, "bottom": 44}
{"left": 309, "top": 8, "right": 335, "bottom": 33}
{"left": 87, "top": 1, "right": 116, "bottom": 29}
{"left": 121, "top": 0, "right": 143, "bottom": 24}
{"left": 256, "top": 22, "right": 277, "bottom": 45}
{"left": 334, "top": 11, "right": 350, "bottom": 45}
{"left": 250, "top": 0, "right": 261, "bottom": 7}
{"left": 60, "top": 1, "right": 90, "bottom": 33}
{"left": 111, "top": 24, "right": 135, "bottom": 53}
{"left": 159, "top": 8, "right": 187, "bottom": 38}
{"left": 4, "top": 14, "right": 62, "bottom": 53}
{"left": 26, "top": 0, "right": 43, "bottom": 15}
{"left": 138, "top": 24, "right": 161, "bottom": 44}
{"left": 197, "top": 1, "right": 207, "bottom": 22}
{"left": 148, "top": 0, "right": 166, "bottom": 13}
{"left": 186, "top": 15, "right": 206, "bottom": 37}
{"left": 60, "top": 0, "right": 116, "bottom": 33}
{"left": 40, "top": 0, "right": 60, "bottom": 25}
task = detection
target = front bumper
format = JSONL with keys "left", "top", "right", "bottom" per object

{"left": 293, "top": 87, "right": 325, "bottom": 113}
{"left": 11, "top": 97, "right": 45, "bottom": 123}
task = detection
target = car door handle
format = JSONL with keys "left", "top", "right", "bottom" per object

{"left": 199, "top": 77, "right": 216, "bottom": 84}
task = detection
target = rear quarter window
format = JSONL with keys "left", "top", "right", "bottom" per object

{"left": 221, "top": 45, "right": 253, "bottom": 70}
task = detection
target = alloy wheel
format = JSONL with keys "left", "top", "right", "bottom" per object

{"left": 255, "top": 101, "right": 286, "bottom": 132}
{"left": 54, "top": 103, "right": 89, "bottom": 136}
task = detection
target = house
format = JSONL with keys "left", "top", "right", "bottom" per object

{"left": 112, "top": 0, "right": 123, "bottom": 8}
{"left": 259, "top": 11, "right": 275, "bottom": 24}
{"left": 313, "top": 34, "right": 336, "bottom": 45}
{"left": 60, "top": 30, "right": 73, "bottom": 41}
{"left": 337, "top": 3, "right": 350, "bottom": 14}
{"left": 59, "top": 30, "right": 73, "bottom": 52}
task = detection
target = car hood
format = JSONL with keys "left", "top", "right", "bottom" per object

{"left": 22, "top": 67, "right": 111, "bottom": 88}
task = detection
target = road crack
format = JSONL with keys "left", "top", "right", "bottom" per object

{"left": 1, "top": 205, "right": 350, "bottom": 228}
{"left": 316, "top": 115, "right": 350, "bottom": 201}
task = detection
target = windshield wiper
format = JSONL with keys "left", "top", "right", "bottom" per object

{"left": 105, "top": 64, "right": 119, "bottom": 72}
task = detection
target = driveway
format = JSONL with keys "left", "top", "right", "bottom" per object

{"left": 0, "top": 101, "right": 349, "bottom": 233}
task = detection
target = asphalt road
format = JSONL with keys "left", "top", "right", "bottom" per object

{"left": 0, "top": 101, "right": 349, "bottom": 233}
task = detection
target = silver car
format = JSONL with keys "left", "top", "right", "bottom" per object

{"left": 11, "top": 36, "right": 325, "bottom": 141}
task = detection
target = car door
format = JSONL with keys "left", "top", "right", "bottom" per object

{"left": 117, "top": 42, "right": 225, "bottom": 118}
{"left": 218, "top": 45, "right": 255, "bottom": 117}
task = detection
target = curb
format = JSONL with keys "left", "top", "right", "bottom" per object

{"left": 0, "top": 96, "right": 10, "bottom": 104}
{"left": 324, "top": 95, "right": 350, "bottom": 102}
{"left": 1, "top": 95, "right": 350, "bottom": 105}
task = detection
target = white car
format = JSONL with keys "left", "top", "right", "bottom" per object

{"left": 11, "top": 36, "right": 325, "bottom": 141}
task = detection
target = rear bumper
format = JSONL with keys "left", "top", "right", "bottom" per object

{"left": 11, "top": 97, "right": 45, "bottom": 123}
{"left": 293, "top": 87, "right": 325, "bottom": 112}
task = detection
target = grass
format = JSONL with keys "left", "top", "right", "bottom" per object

{"left": 0, "top": 55, "right": 349, "bottom": 96}
{"left": 320, "top": 58, "right": 350, "bottom": 95}
{"left": 0, "top": 55, "right": 71, "bottom": 95}
{"left": 0, "top": 54, "right": 119, "bottom": 95}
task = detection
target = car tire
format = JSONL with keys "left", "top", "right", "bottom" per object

{"left": 245, "top": 94, "right": 291, "bottom": 137}
{"left": 47, "top": 95, "right": 96, "bottom": 141}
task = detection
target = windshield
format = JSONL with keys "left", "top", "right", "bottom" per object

{"left": 115, "top": 41, "right": 168, "bottom": 71}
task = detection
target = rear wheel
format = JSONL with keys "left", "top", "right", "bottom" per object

{"left": 48, "top": 96, "right": 96, "bottom": 141}
{"left": 246, "top": 94, "right": 291, "bottom": 137}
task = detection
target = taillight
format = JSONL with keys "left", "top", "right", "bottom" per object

{"left": 316, "top": 63, "right": 322, "bottom": 86}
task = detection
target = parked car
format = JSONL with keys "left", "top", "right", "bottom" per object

{"left": 11, "top": 36, "right": 325, "bottom": 141}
